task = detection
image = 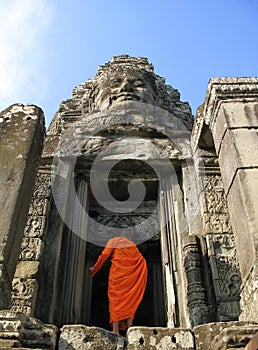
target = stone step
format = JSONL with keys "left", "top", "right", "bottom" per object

{"left": 0, "top": 338, "right": 21, "bottom": 348}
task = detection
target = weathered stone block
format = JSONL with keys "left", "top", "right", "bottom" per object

{"left": 0, "top": 104, "right": 45, "bottom": 309}
{"left": 22, "top": 317, "right": 58, "bottom": 350}
{"left": 59, "top": 325, "right": 125, "bottom": 350}
{"left": 240, "top": 266, "right": 258, "bottom": 322}
{"left": 212, "top": 101, "right": 258, "bottom": 150}
{"left": 193, "top": 321, "right": 256, "bottom": 350}
{"left": 211, "top": 325, "right": 258, "bottom": 350}
{"left": 127, "top": 327, "right": 194, "bottom": 350}
{"left": 0, "top": 338, "right": 22, "bottom": 347}
{"left": 0, "top": 312, "right": 58, "bottom": 349}
{"left": 182, "top": 164, "right": 202, "bottom": 236}
{"left": 14, "top": 261, "right": 40, "bottom": 279}
{"left": 217, "top": 129, "right": 258, "bottom": 193}
{"left": 227, "top": 168, "right": 258, "bottom": 280}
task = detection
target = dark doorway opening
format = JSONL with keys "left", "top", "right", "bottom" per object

{"left": 86, "top": 237, "right": 167, "bottom": 330}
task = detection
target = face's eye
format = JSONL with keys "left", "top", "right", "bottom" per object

{"left": 133, "top": 79, "right": 146, "bottom": 88}
{"left": 111, "top": 78, "right": 122, "bottom": 88}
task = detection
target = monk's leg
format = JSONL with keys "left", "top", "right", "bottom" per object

{"left": 112, "top": 321, "right": 119, "bottom": 334}
{"left": 126, "top": 317, "right": 133, "bottom": 329}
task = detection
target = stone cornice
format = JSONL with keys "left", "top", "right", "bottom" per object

{"left": 191, "top": 77, "right": 258, "bottom": 152}
{"left": 203, "top": 77, "right": 258, "bottom": 130}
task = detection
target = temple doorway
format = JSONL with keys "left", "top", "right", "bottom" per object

{"left": 84, "top": 237, "right": 167, "bottom": 330}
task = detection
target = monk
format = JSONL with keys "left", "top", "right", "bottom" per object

{"left": 89, "top": 230, "right": 148, "bottom": 334}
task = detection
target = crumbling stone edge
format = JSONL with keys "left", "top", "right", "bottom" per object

{"left": 0, "top": 311, "right": 257, "bottom": 349}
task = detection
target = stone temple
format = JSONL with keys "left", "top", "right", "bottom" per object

{"left": 0, "top": 55, "right": 258, "bottom": 349}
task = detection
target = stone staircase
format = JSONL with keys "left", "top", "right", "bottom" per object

{"left": 0, "top": 311, "right": 257, "bottom": 349}
{"left": 0, "top": 311, "right": 57, "bottom": 350}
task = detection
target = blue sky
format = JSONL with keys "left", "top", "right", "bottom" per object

{"left": 1, "top": 0, "right": 257, "bottom": 127}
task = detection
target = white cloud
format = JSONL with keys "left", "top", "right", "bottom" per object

{"left": 0, "top": 0, "right": 53, "bottom": 110}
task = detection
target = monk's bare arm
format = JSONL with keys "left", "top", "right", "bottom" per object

{"left": 89, "top": 245, "right": 114, "bottom": 277}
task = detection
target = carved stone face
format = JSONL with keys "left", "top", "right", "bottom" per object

{"left": 94, "top": 71, "right": 156, "bottom": 109}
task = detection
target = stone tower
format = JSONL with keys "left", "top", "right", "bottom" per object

{"left": 0, "top": 55, "right": 257, "bottom": 349}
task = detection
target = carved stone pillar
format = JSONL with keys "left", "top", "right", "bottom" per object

{"left": 200, "top": 78, "right": 258, "bottom": 321}
{"left": 11, "top": 172, "right": 51, "bottom": 315}
{"left": 0, "top": 104, "right": 45, "bottom": 309}
{"left": 192, "top": 133, "right": 242, "bottom": 322}
{"left": 183, "top": 235, "right": 209, "bottom": 326}
{"left": 34, "top": 160, "right": 74, "bottom": 323}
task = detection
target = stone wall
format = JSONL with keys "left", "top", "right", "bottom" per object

{"left": 0, "top": 104, "right": 45, "bottom": 310}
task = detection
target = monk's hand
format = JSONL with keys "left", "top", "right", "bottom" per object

{"left": 89, "top": 266, "right": 94, "bottom": 276}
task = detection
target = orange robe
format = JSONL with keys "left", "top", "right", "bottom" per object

{"left": 90, "top": 237, "right": 148, "bottom": 327}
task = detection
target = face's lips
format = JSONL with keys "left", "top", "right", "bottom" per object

{"left": 112, "top": 93, "right": 141, "bottom": 101}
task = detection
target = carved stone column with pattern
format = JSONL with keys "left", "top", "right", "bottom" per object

{"left": 182, "top": 235, "right": 209, "bottom": 326}
{"left": 11, "top": 172, "right": 52, "bottom": 315}
{"left": 191, "top": 118, "right": 242, "bottom": 322}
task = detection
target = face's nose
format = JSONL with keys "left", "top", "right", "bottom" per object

{"left": 119, "top": 78, "right": 135, "bottom": 92}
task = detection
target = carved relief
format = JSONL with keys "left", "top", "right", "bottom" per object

{"left": 46, "top": 55, "right": 193, "bottom": 141}
{"left": 207, "top": 234, "right": 241, "bottom": 321}
{"left": 88, "top": 214, "right": 160, "bottom": 244}
{"left": 203, "top": 174, "right": 224, "bottom": 192}
{"left": 11, "top": 172, "right": 51, "bottom": 315}
{"left": 33, "top": 173, "right": 52, "bottom": 195}
{"left": 29, "top": 198, "right": 49, "bottom": 216}
{"left": 11, "top": 278, "right": 38, "bottom": 315}
{"left": 93, "top": 71, "right": 157, "bottom": 110}
{"left": 24, "top": 217, "right": 45, "bottom": 238}
{"left": 12, "top": 278, "right": 38, "bottom": 298}
{"left": 19, "top": 238, "right": 43, "bottom": 261}
{"left": 204, "top": 214, "right": 232, "bottom": 235}
{"left": 202, "top": 175, "right": 232, "bottom": 234}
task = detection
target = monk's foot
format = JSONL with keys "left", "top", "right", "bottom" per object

{"left": 126, "top": 317, "right": 133, "bottom": 329}
{"left": 112, "top": 321, "right": 119, "bottom": 334}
